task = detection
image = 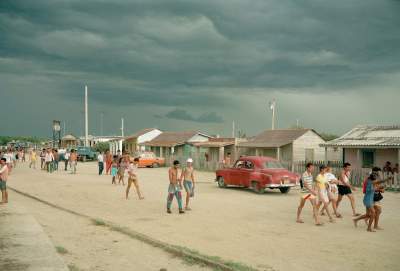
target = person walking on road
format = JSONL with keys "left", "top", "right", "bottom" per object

{"left": 98, "top": 152, "right": 104, "bottom": 175}
{"left": 167, "top": 160, "right": 184, "bottom": 214}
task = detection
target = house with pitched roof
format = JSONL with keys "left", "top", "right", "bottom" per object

{"left": 124, "top": 128, "right": 162, "bottom": 154}
{"left": 144, "top": 131, "right": 212, "bottom": 164}
{"left": 322, "top": 125, "right": 400, "bottom": 170}
{"left": 237, "top": 128, "right": 341, "bottom": 163}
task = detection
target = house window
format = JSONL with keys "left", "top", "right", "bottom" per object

{"left": 362, "top": 150, "right": 375, "bottom": 168}
{"left": 305, "top": 149, "right": 314, "bottom": 161}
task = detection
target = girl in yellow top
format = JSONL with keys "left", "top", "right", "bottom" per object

{"left": 29, "top": 149, "right": 37, "bottom": 169}
{"left": 316, "top": 165, "right": 335, "bottom": 223}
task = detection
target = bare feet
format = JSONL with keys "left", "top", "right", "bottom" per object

{"left": 315, "top": 222, "right": 324, "bottom": 226}
{"left": 374, "top": 226, "right": 383, "bottom": 230}
{"left": 367, "top": 228, "right": 376, "bottom": 232}
{"left": 320, "top": 212, "right": 326, "bottom": 216}
{"left": 329, "top": 218, "right": 335, "bottom": 223}
{"left": 139, "top": 197, "right": 144, "bottom": 200}
{"left": 335, "top": 213, "right": 342, "bottom": 218}
{"left": 296, "top": 219, "right": 304, "bottom": 223}
{"left": 353, "top": 213, "right": 361, "bottom": 217}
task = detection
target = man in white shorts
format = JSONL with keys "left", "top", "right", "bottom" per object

{"left": 296, "top": 163, "right": 322, "bottom": 225}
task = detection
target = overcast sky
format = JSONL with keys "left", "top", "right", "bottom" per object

{"left": 1, "top": 0, "right": 399, "bottom": 138}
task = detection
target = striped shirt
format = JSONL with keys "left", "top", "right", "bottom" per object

{"left": 301, "top": 171, "right": 313, "bottom": 193}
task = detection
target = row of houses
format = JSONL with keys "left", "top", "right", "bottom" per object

{"left": 104, "top": 125, "right": 399, "bottom": 175}
{"left": 61, "top": 125, "right": 400, "bottom": 176}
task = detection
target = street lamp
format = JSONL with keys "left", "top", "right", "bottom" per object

{"left": 53, "top": 120, "right": 61, "bottom": 148}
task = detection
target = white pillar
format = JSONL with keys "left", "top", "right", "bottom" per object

{"left": 277, "top": 147, "right": 281, "bottom": 161}
{"left": 324, "top": 147, "right": 328, "bottom": 164}
{"left": 84, "top": 85, "right": 89, "bottom": 147}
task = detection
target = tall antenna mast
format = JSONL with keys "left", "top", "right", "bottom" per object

{"left": 84, "top": 85, "right": 89, "bottom": 147}
{"left": 269, "top": 99, "right": 276, "bottom": 130}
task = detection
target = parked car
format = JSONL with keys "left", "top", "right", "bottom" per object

{"left": 136, "top": 152, "right": 165, "bottom": 168}
{"left": 76, "top": 146, "right": 97, "bottom": 161}
{"left": 215, "top": 156, "right": 300, "bottom": 194}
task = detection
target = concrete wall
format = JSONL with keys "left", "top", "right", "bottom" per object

{"left": 293, "top": 130, "right": 326, "bottom": 161}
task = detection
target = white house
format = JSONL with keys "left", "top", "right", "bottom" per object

{"left": 237, "top": 128, "right": 342, "bottom": 162}
{"left": 124, "top": 128, "right": 162, "bottom": 154}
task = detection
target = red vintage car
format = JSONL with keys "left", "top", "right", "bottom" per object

{"left": 215, "top": 156, "right": 300, "bottom": 194}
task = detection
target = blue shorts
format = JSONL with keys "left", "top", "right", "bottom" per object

{"left": 111, "top": 167, "right": 118, "bottom": 177}
{"left": 183, "top": 180, "right": 193, "bottom": 193}
{"left": 0, "top": 180, "right": 6, "bottom": 191}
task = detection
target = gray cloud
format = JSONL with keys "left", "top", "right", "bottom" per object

{"left": 161, "top": 109, "right": 223, "bottom": 123}
{"left": 0, "top": 0, "right": 399, "bottom": 137}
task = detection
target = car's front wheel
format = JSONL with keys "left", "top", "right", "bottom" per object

{"left": 152, "top": 162, "right": 159, "bottom": 168}
{"left": 217, "top": 176, "right": 226, "bottom": 188}
{"left": 251, "top": 181, "right": 264, "bottom": 194}
{"left": 279, "top": 187, "right": 291, "bottom": 194}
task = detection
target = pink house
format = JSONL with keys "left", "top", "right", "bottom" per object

{"left": 322, "top": 125, "right": 400, "bottom": 170}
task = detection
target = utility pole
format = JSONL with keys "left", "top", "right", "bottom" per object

{"left": 84, "top": 85, "right": 89, "bottom": 147}
{"left": 121, "top": 117, "right": 124, "bottom": 137}
{"left": 100, "top": 112, "right": 104, "bottom": 137}
{"left": 232, "top": 120, "right": 235, "bottom": 138}
{"left": 269, "top": 99, "right": 276, "bottom": 130}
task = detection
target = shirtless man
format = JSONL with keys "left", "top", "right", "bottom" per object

{"left": 125, "top": 157, "right": 144, "bottom": 200}
{"left": 0, "top": 158, "right": 9, "bottom": 204}
{"left": 320, "top": 166, "right": 341, "bottom": 218}
{"left": 296, "top": 163, "right": 322, "bottom": 225}
{"left": 69, "top": 149, "right": 77, "bottom": 174}
{"left": 336, "top": 163, "right": 360, "bottom": 216}
{"left": 180, "top": 158, "right": 195, "bottom": 211}
{"left": 167, "top": 160, "right": 184, "bottom": 214}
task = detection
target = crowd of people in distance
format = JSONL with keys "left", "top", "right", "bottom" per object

{"left": 296, "top": 162, "right": 388, "bottom": 232}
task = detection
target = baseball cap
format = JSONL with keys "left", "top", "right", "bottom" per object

{"left": 187, "top": 158, "right": 193, "bottom": 163}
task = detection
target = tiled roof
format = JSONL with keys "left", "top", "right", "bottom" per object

{"left": 322, "top": 125, "right": 400, "bottom": 147}
{"left": 238, "top": 129, "right": 315, "bottom": 148}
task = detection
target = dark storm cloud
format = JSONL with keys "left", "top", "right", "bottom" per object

{"left": 0, "top": 0, "right": 399, "bottom": 136}
{"left": 161, "top": 109, "right": 224, "bottom": 123}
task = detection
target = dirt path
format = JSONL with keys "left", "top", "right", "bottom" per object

{"left": 7, "top": 162, "right": 400, "bottom": 271}
{"left": 11, "top": 192, "right": 210, "bottom": 271}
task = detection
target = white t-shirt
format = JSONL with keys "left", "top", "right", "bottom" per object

{"left": 97, "top": 154, "right": 104, "bottom": 163}
{"left": 45, "top": 153, "right": 54, "bottom": 162}
{"left": 64, "top": 152, "right": 70, "bottom": 160}
{"left": 4, "top": 153, "right": 13, "bottom": 164}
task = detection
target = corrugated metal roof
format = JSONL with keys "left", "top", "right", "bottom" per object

{"left": 125, "top": 128, "right": 158, "bottom": 140}
{"left": 237, "top": 128, "right": 316, "bottom": 148}
{"left": 322, "top": 125, "right": 400, "bottom": 147}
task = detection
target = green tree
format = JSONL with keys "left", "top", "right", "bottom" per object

{"left": 93, "top": 142, "right": 109, "bottom": 153}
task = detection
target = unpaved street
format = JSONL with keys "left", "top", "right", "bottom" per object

{"left": 8, "top": 162, "right": 400, "bottom": 271}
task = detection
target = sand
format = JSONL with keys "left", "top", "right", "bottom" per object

{"left": 7, "top": 161, "right": 400, "bottom": 271}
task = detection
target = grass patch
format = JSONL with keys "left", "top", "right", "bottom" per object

{"left": 55, "top": 246, "right": 68, "bottom": 254}
{"left": 68, "top": 264, "right": 81, "bottom": 271}
{"left": 170, "top": 245, "right": 261, "bottom": 271}
{"left": 92, "top": 218, "right": 106, "bottom": 226}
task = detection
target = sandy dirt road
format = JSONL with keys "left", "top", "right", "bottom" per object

{"left": 7, "top": 162, "right": 400, "bottom": 271}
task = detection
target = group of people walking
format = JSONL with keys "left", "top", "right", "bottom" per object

{"left": 296, "top": 162, "right": 386, "bottom": 232}
{"left": 97, "top": 150, "right": 196, "bottom": 214}
{"left": 33, "top": 148, "right": 78, "bottom": 174}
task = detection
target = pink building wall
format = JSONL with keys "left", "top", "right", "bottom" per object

{"left": 344, "top": 148, "right": 400, "bottom": 169}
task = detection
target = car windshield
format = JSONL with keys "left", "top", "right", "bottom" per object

{"left": 264, "top": 161, "right": 285, "bottom": 169}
